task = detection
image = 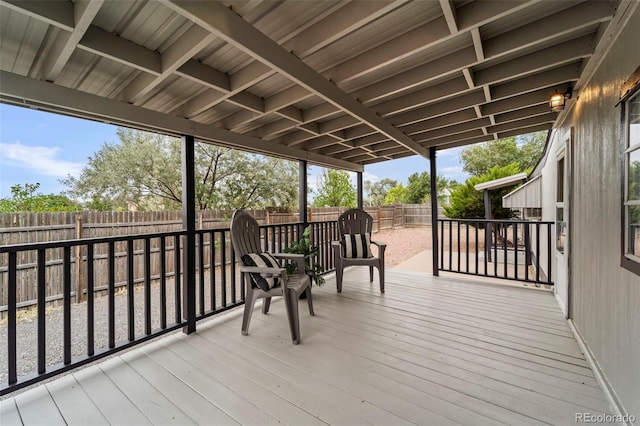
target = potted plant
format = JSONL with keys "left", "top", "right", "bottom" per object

{"left": 283, "top": 225, "right": 325, "bottom": 286}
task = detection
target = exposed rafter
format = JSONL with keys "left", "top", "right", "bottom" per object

{"left": 162, "top": 0, "right": 431, "bottom": 159}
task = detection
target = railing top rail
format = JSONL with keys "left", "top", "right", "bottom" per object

{"left": 0, "top": 220, "right": 340, "bottom": 253}
{"left": 438, "top": 218, "right": 554, "bottom": 225}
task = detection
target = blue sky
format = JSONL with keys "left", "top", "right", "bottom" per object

{"left": 0, "top": 103, "right": 469, "bottom": 199}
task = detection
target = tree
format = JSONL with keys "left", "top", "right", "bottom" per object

{"left": 384, "top": 184, "right": 407, "bottom": 204}
{"left": 312, "top": 169, "right": 356, "bottom": 207}
{"left": 62, "top": 128, "right": 299, "bottom": 211}
{"left": 460, "top": 131, "right": 546, "bottom": 176}
{"left": 366, "top": 178, "right": 398, "bottom": 206}
{"left": 387, "top": 173, "right": 458, "bottom": 205}
{"left": 405, "top": 172, "right": 430, "bottom": 204}
{"left": 0, "top": 183, "right": 81, "bottom": 213}
{"left": 444, "top": 163, "right": 521, "bottom": 220}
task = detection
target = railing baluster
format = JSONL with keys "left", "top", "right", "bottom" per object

{"left": 465, "top": 222, "right": 469, "bottom": 273}
{"left": 457, "top": 221, "right": 461, "bottom": 272}
{"left": 37, "top": 248, "right": 46, "bottom": 374}
{"left": 160, "top": 237, "right": 167, "bottom": 330}
{"left": 536, "top": 224, "right": 541, "bottom": 283}
{"left": 474, "top": 222, "right": 478, "bottom": 275}
{"left": 127, "top": 239, "right": 135, "bottom": 342}
{"left": 448, "top": 220, "right": 452, "bottom": 270}
{"left": 145, "top": 238, "right": 152, "bottom": 335}
{"left": 108, "top": 241, "right": 115, "bottom": 348}
{"left": 87, "top": 244, "right": 95, "bottom": 356}
{"left": 230, "top": 243, "right": 236, "bottom": 304}
{"left": 210, "top": 231, "right": 217, "bottom": 309}
{"left": 503, "top": 224, "right": 508, "bottom": 278}
{"left": 547, "top": 224, "right": 552, "bottom": 284}
{"left": 174, "top": 235, "right": 181, "bottom": 324}
{"left": 496, "top": 224, "right": 500, "bottom": 277}
{"left": 221, "top": 231, "right": 227, "bottom": 307}
{"left": 8, "top": 251, "right": 17, "bottom": 385}
{"left": 198, "top": 232, "right": 205, "bottom": 315}
{"left": 514, "top": 224, "right": 519, "bottom": 281}
{"left": 63, "top": 246, "right": 71, "bottom": 365}
{"left": 524, "top": 223, "right": 530, "bottom": 282}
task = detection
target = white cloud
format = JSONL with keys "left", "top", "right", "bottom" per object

{"left": 0, "top": 142, "right": 84, "bottom": 177}
{"left": 362, "top": 171, "right": 379, "bottom": 183}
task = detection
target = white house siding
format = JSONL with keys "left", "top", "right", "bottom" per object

{"left": 546, "top": 5, "right": 640, "bottom": 417}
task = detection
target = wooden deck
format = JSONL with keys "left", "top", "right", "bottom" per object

{"left": 0, "top": 268, "right": 612, "bottom": 425}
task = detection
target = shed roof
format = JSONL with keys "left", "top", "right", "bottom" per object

{"left": 474, "top": 173, "right": 527, "bottom": 191}
{"left": 0, "top": 0, "right": 623, "bottom": 171}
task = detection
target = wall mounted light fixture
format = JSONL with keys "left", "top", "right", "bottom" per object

{"left": 549, "top": 87, "right": 572, "bottom": 112}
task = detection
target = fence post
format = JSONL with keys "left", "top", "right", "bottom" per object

{"left": 308, "top": 208, "right": 313, "bottom": 222}
{"left": 198, "top": 211, "right": 204, "bottom": 230}
{"left": 75, "top": 214, "right": 85, "bottom": 303}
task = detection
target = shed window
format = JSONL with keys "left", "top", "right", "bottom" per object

{"left": 623, "top": 90, "right": 640, "bottom": 271}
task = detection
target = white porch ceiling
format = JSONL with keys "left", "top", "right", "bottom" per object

{"left": 0, "top": 0, "right": 619, "bottom": 172}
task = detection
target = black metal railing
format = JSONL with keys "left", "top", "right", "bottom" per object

{"left": 0, "top": 220, "right": 337, "bottom": 395}
{"left": 437, "top": 219, "right": 554, "bottom": 285}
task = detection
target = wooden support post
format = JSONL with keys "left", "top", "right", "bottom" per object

{"left": 182, "top": 134, "right": 197, "bottom": 334}
{"left": 430, "top": 147, "right": 439, "bottom": 277}
{"left": 356, "top": 171, "right": 363, "bottom": 210}
{"left": 299, "top": 160, "right": 308, "bottom": 225}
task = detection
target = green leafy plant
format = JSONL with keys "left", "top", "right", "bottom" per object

{"left": 283, "top": 225, "right": 325, "bottom": 286}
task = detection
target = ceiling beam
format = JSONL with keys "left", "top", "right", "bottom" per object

{"left": 0, "top": 0, "right": 74, "bottom": 31}
{"left": 483, "top": 1, "right": 615, "bottom": 59}
{"left": 474, "top": 34, "right": 594, "bottom": 86}
{"left": 79, "top": 26, "right": 162, "bottom": 75}
{"left": 125, "top": 25, "right": 216, "bottom": 103}
{"left": 439, "top": 0, "right": 458, "bottom": 34}
{"left": 494, "top": 103, "right": 550, "bottom": 124}
{"left": 490, "top": 63, "right": 581, "bottom": 101}
{"left": 0, "top": 70, "right": 362, "bottom": 172}
{"left": 487, "top": 113, "right": 556, "bottom": 134}
{"left": 356, "top": 46, "right": 477, "bottom": 103}
{"left": 327, "top": 16, "right": 451, "bottom": 84}
{"left": 391, "top": 90, "right": 486, "bottom": 127}
{"left": 481, "top": 84, "right": 571, "bottom": 116}
{"left": 163, "top": 0, "right": 430, "bottom": 159}
{"left": 40, "top": 0, "right": 104, "bottom": 82}
{"left": 399, "top": 108, "right": 478, "bottom": 135}
{"left": 413, "top": 117, "right": 491, "bottom": 142}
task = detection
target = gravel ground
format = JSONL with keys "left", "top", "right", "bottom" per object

{"left": 0, "top": 227, "right": 440, "bottom": 383}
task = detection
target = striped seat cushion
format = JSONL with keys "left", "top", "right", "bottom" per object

{"left": 342, "top": 233, "right": 372, "bottom": 258}
{"left": 241, "top": 252, "right": 282, "bottom": 291}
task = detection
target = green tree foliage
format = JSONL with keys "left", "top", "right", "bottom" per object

{"left": 460, "top": 131, "right": 546, "bottom": 177}
{"left": 0, "top": 183, "right": 81, "bottom": 213}
{"left": 365, "top": 178, "right": 398, "bottom": 206}
{"left": 444, "top": 164, "right": 521, "bottom": 220}
{"left": 384, "top": 173, "right": 457, "bottom": 205}
{"left": 405, "top": 172, "right": 430, "bottom": 204}
{"left": 62, "top": 128, "right": 298, "bottom": 211}
{"left": 384, "top": 184, "right": 407, "bottom": 204}
{"left": 312, "top": 169, "right": 356, "bottom": 207}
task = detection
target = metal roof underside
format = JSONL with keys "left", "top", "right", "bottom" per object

{"left": 0, "top": 0, "right": 621, "bottom": 172}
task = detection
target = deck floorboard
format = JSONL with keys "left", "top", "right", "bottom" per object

{"left": 1, "top": 268, "right": 613, "bottom": 425}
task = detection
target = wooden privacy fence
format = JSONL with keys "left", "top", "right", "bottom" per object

{"left": 1, "top": 205, "right": 443, "bottom": 312}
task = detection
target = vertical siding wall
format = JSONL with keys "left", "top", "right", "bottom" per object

{"left": 551, "top": 6, "right": 640, "bottom": 416}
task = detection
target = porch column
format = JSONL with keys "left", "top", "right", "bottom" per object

{"left": 181, "top": 134, "right": 196, "bottom": 334}
{"left": 430, "top": 147, "right": 439, "bottom": 277}
{"left": 356, "top": 171, "right": 363, "bottom": 209}
{"left": 299, "top": 160, "right": 308, "bottom": 225}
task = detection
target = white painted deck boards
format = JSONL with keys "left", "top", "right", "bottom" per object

{"left": 1, "top": 268, "right": 612, "bottom": 425}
